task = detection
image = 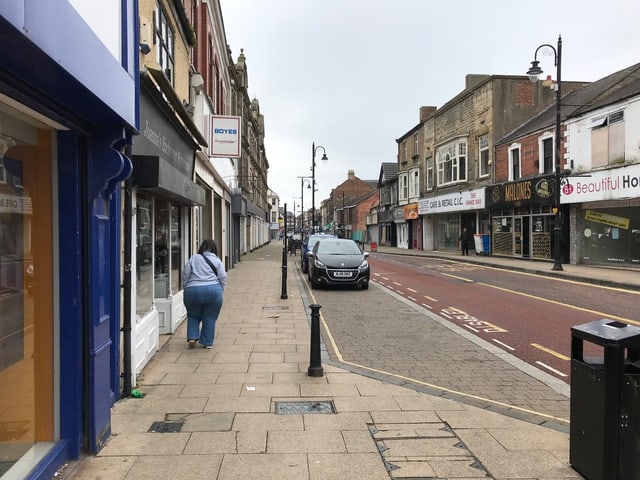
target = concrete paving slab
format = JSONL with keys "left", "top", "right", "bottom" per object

{"left": 97, "top": 432, "right": 190, "bottom": 456}
{"left": 217, "top": 453, "right": 308, "bottom": 480}
{"left": 179, "top": 383, "right": 243, "bottom": 397}
{"left": 341, "top": 430, "right": 379, "bottom": 453}
{"left": 203, "top": 395, "right": 272, "bottom": 413}
{"left": 60, "top": 456, "right": 135, "bottom": 479}
{"left": 232, "top": 413, "right": 304, "bottom": 431}
{"left": 124, "top": 454, "right": 223, "bottom": 480}
{"left": 183, "top": 431, "right": 237, "bottom": 454}
{"left": 237, "top": 430, "right": 267, "bottom": 453}
{"left": 166, "top": 412, "right": 234, "bottom": 432}
{"left": 333, "top": 395, "right": 401, "bottom": 412}
{"left": 267, "top": 430, "right": 346, "bottom": 453}
{"left": 302, "top": 411, "right": 372, "bottom": 431}
{"left": 307, "top": 453, "right": 390, "bottom": 480}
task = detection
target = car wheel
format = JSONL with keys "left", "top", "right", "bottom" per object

{"left": 361, "top": 282, "right": 369, "bottom": 290}
{"left": 310, "top": 274, "right": 318, "bottom": 289}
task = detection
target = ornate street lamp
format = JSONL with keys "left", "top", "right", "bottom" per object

{"left": 527, "top": 35, "right": 564, "bottom": 271}
{"left": 311, "top": 142, "right": 328, "bottom": 232}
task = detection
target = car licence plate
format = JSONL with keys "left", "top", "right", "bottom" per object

{"left": 334, "top": 271, "right": 353, "bottom": 278}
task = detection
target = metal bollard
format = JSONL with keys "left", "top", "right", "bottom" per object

{"left": 307, "top": 303, "right": 323, "bottom": 377}
{"left": 280, "top": 241, "right": 288, "bottom": 299}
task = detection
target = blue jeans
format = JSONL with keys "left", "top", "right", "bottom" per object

{"left": 184, "top": 284, "right": 223, "bottom": 347}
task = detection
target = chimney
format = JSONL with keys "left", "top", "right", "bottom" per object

{"left": 347, "top": 169, "right": 355, "bottom": 179}
{"left": 419, "top": 106, "right": 437, "bottom": 122}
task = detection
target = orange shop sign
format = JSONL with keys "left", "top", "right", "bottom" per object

{"left": 403, "top": 203, "right": 418, "bottom": 220}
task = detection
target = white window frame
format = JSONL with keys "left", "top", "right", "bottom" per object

{"left": 538, "top": 132, "right": 555, "bottom": 174}
{"left": 436, "top": 138, "right": 467, "bottom": 187}
{"left": 478, "top": 134, "right": 490, "bottom": 178}
{"left": 408, "top": 168, "right": 420, "bottom": 198}
{"left": 398, "top": 172, "right": 408, "bottom": 201}
{"left": 413, "top": 133, "right": 419, "bottom": 157}
{"left": 590, "top": 110, "right": 625, "bottom": 167}
{"left": 508, "top": 143, "right": 521, "bottom": 181}
{"left": 425, "top": 156, "right": 434, "bottom": 190}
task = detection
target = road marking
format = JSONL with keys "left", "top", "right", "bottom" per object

{"left": 423, "top": 295, "right": 438, "bottom": 302}
{"left": 463, "top": 324, "right": 479, "bottom": 333}
{"left": 535, "top": 361, "right": 568, "bottom": 377}
{"left": 531, "top": 343, "right": 570, "bottom": 361}
{"left": 408, "top": 296, "right": 417, "bottom": 302}
{"left": 441, "top": 273, "right": 474, "bottom": 282}
{"left": 421, "top": 303, "right": 433, "bottom": 309}
{"left": 441, "top": 307, "right": 508, "bottom": 333}
{"left": 407, "top": 287, "right": 418, "bottom": 293}
{"left": 393, "top": 281, "right": 402, "bottom": 286}
{"left": 492, "top": 339, "right": 515, "bottom": 351}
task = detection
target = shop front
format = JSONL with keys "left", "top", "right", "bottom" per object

{"left": 486, "top": 176, "right": 559, "bottom": 260}
{"left": 419, "top": 188, "right": 487, "bottom": 252}
{"left": 1, "top": 2, "right": 138, "bottom": 477}
{"left": 563, "top": 164, "right": 640, "bottom": 266}
{"left": 129, "top": 86, "right": 205, "bottom": 383}
{"left": 394, "top": 206, "right": 408, "bottom": 249}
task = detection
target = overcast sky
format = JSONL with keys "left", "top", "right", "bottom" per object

{"left": 219, "top": 0, "right": 640, "bottom": 213}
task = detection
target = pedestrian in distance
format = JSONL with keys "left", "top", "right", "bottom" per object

{"left": 182, "top": 239, "right": 227, "bottom": 349}
{"left": 459, "top": 227, "right": 472, "bottom": 256}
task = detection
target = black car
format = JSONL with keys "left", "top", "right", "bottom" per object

{"left": 307, "top": 238, "right": 370, "bottom": 289}
{"left": 301, "top": 233, "right": 335, "bottom": 273}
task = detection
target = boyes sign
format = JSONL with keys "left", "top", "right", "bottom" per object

{"left": 210, "top": 115, "right": 241, "bottom": 158}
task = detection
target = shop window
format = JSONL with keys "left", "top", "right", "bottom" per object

{"left": 170, "top": 205, "right": 182, "bottom": 294}
{"left": 136, "top": 195, "right": 153, "bottom": 314}
{"left": 0, "top": 110, "right": 54, "bottom": 464}
{"left": 154, "top": 199, "right": 170, "bottom": 297}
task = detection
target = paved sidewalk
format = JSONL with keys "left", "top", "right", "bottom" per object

{"left": 63, "top": 241, "right": 599, "bottom": 480}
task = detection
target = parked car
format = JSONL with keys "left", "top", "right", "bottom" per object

{"left": 301, "top": 233, "right": 335, "bottom": 273}
{"left": 307, "top": 238, "right": 370, "bottom": 289}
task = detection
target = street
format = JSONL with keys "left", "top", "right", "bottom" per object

{"left": 296, "top": 252, "right": 640, "bottom": 425}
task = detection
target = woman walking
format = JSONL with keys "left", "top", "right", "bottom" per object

{"left": 182, "top": 239, "right": 227, "bottom": 349}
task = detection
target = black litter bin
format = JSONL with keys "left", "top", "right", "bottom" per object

{"left": 570, "top": 319, "right": 640, "bottom": 480}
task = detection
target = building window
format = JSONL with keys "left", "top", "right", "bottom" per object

{"left": 426, "top": 156, "right": 434, "bottom": 190}
{"left": 402, "top": 142, "right": 408, "bottom": 163}
{"left": 409, "top": 168, "right": 419, "bottom": 198}
{"left": 479, "top": 134, "right": 490, "bottom": 177}
{"left": 591, "top": 110, "right": 625, "bottom": 167}
{"left": 413, "top": 133, "right": 419, "bottom": 157}
{"left": 154, "top": 2, "right": 175, "bottom": 84}
{"left": 540, "top": 135, "right": 554, "bottom": 174}
{"left": 399, "top": 173, "right": 408, "bottom": 201}
{"left": 437, "top": 139, "right": 467, "bottom": 186}
{"left": 509, "top": 144, "right": 521, "bottom": 181}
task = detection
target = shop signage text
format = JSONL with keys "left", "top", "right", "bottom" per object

{"left": 562, "top": 164, "right": 640, "bottom": 203}
{"left": 418, "top": 188, "right": 485, "bottom": 214}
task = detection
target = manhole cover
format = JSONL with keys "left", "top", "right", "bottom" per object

{"left": 148, "top": 421, "right": 183, "bottom": 433}
{"left": 274, "top": 401, "right": 336, "bottom": 415}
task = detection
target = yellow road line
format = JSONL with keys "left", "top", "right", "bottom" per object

{"left": 531, "top": 343, "right": 570, "bottom": 361}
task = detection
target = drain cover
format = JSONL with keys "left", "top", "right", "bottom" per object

{"left": 274, "top": 401, "right": 335, "bottom": 415}
{"left": 148, "top": 421, "right": 183, "bottom": 433}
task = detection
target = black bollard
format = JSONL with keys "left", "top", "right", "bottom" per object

{"left": 281, "top": 239, "right": 288, "bottom": 299}
{"left": 307, "top": 303, "right": 323, "bottom": 377}
{"left": 281, "top": 205, "right": 288, "bottom": 299}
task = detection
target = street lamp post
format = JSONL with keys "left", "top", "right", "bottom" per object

{"left": 298, "top": 176, "right": 312, "bottom": 232}
{"left": 527, "top": 35, "right": 563, "bottom": 271}
{"left": 311, "top": 142, "right": 328, "bottom": 232}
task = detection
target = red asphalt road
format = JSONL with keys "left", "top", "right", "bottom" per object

{"left": 368, "top": 254, "right": 640, "bottom": 381}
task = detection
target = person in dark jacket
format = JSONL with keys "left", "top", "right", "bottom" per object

{"left": 181, "top": 239, "right": 227, "bottom": 348}
{"left": 459, "top": 227, "right": 472, "bottom": 256}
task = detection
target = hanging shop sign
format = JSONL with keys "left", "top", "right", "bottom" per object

{"left": 210, "top": 115, "right": 241, "bottom": 158}
{"left": 403, "top": 203, "right": 418, "bottom": 220}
